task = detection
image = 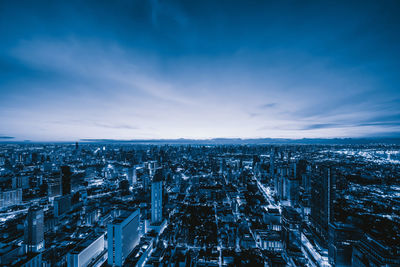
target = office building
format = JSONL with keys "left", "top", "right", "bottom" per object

{"left": 108, "top": 209, "right": 140, "bottom": 267}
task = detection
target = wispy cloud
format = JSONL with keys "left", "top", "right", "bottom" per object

{"left": 260, "top": 103, "right": 277, "bottom": 109}
{"left": 93, "top": 122, "right": 139, "bottom": 130}
{"left": 301, "top": 123, "right": 341, "bottom": 130}
{"left": 9, "top": 39, "right": 196, "bottom": 106}
{"left": 0, "top": 136, "right": 14, "bottom": 139}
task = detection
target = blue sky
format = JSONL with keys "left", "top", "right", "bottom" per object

{"left": 1, "top": 0, "right": 400, "bottom": 141}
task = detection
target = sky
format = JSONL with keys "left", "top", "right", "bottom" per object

{"left": 0, "top": 0, "right": 400, "bottom": 141}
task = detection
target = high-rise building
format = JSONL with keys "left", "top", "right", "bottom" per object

{"left": 107, "top": 209, "right": 140, "bottom": 267}
{"left": 270, "top": 147, "right": 275, "bottom": 179}
{"left": 310, "top": 164, "right": 336, "bottom": 245}
{"left": 24, "top": 206, "right": 44, "bottom": 253}
{"left": 151, "top": 168, "right": 163, "bottom": 224}
{"left": 61, "top": 165, "right": 72, "bottom": 195}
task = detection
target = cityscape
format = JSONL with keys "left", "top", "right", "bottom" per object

{"left": 0, "top": 141, "right": 399, "bottom": 266}
{"left": 1, "top": 1, "right": 400, "bottom": 267}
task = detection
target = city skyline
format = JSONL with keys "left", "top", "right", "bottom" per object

{"left": 1, "top": 0, "right": 400, "bottom": 141}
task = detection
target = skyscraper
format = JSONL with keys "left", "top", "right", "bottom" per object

{"left": 270, "top": 147, "right": 275, "bottom": 179}
{"left": 24, "top": 206, "right": 44, "bottom": 253}
{"left": 310, "top": 164, "right": 336, "bottom": 245}
{"left": 60, "top": 165, "right": 72, "bottom": 196}
{"left": 151, "top": 168, "right": 163, "bottom": 224}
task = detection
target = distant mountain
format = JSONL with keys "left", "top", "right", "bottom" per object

{"left": 79, "top": 137, "right": 400, "bottom": 145}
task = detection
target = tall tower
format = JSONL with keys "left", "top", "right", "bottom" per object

{"left": 310, "top": 164, "right": 336, "bottom": 245}
{"left": 24, "top": 206, "right": 44, "bottom": 252}
{"left": 60, "top": 165, "right": 71, "bottom": 196}
{"left": 270, "top": 147, "right": 275, "bottom": 178}
{"left": 151, "top": 168, "right": 163, "bottom": 224}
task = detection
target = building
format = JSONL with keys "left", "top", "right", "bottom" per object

{"left": 281, "top": 206, "right": 301, "bottom": 252}
{"left": 263, "top": 207, "right": 281, "bottom": 231}
{"left": 54, "top": 195, "right": 71, "bottom": 217}
{"left": 24, "top": 206, "right": 44, "bottom": 253}
{"left": 254, "top": 230, "right": 282, "bottom": 252}
{"left": 310, "top": 164, "right": 336, "bottom": 246}
{"left": 12, "top": 175, "right": 30, "bottom": 189}
{"left": 287, "top": 177, "right": 299, "bottom": 207}
{"left": 147, "top": 161, "right": 157, "bottom": 177}
{"left": 328, "top": 222, "right": 362, "bottom": 267}
{"left": 270, "top": 147, "right": 275, "bottom": 179}
{"left": 107, "top": 209, "right": 140, "bottom": 267}
{"left": 68, "top": 233, "right": 106, "bottom": 267}
{"left": 47, "top": 175, "right": 62, "bottom": 197}
{"left": 128, "top": 167, "right": 137, "bottom": 186}
{"left": 9, "top": 252, "right": 43, "bottom": 267}
{"left": 61, "top": 165, "right": 72, "bottom": 196}
{"left": 352, "top": 234, "right": 400, "bottom": 267}
{"left": 136, "top": 167, "right": 149, "bottom": 192}
{"left": 151, "top": 168, "right": 163, "bottom": 224}
{"left": 0, "top": 188, "right": 22, "bottom": 209}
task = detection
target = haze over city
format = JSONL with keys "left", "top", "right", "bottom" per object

{"left": 1, "top": 0, "right": 400, "bottom": 141}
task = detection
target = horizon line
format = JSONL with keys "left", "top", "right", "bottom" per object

{"left": 1, "top": 136, "right": 400, "bottom": 145}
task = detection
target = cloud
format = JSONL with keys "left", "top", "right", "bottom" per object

{"left": 260, "top": 103, "right": 277, "bottom": 109}
{"left": 301, "top": 123, "right": 342, "bottom": 130}
{"left": 9, "top": 39, "right": 195, "bottom": 105}
{"left": 93, "top": 122, "right": 139, "bottom": 130}
{"left": 0, "top": 136, "right": 14, "bottom": 139}
{"left": 356, "top": 121, "right": 400, "bottom": 127}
